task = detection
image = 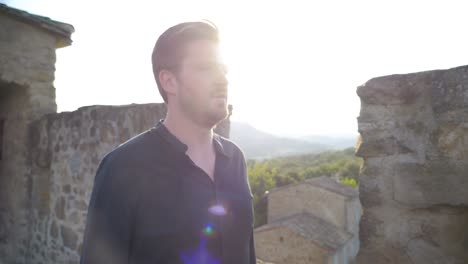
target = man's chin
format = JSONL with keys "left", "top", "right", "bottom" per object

{"left": 205, "top": 108, "right": 228, "bottom": 128}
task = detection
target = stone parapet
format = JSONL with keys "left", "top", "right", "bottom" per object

{"left": 356, "top": 65, "right": 468, "bottom": 263}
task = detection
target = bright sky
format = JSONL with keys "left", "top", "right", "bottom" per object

{"left": 3, "top": 0, "right": 468, "bottom": 136}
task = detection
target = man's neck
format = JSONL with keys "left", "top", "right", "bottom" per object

{"left": 163, "top": 111, "right": 214, "bottom": 155}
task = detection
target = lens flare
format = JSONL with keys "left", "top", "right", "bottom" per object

{"left": 202, "top": 225, "right": 214, "bottom": 236}
{"left": 208, "top": 204, "right": 227, "bottom": 216}
{"left": 180, "top": 237, "right": 220, "bottom": 264}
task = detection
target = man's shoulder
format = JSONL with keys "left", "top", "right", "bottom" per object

{"left": 93, "top": 126, "right": 171, "bottom": 187}
{"left": 103, "top": 128, "right": 161, "bottom": 165}
{"left": 214, "top": 134, "right": 245, "bottom": 160}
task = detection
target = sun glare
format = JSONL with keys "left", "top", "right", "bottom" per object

{"left": 7, "top": 0, "right": 468, "bottom": 136}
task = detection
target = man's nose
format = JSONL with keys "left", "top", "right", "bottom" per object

{"left": 215, "top": 64, "right": 228, "bottom": 86}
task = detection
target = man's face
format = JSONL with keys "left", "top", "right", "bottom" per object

{"left": 173, "top": 39, "right": 229, "bottom": 128}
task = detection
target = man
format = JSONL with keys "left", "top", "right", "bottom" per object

{"left": 80, "top": 21, "right": 255, "bottom": 264}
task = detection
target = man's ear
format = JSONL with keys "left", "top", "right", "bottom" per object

{"left": 159, "top": 69, "right": 178, "bottom": 97}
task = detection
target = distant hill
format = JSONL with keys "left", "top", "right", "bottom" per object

{"left": 229, "top": 122, "right": 332, "bottom": 159}
{"left": 298, "top": 135, "right": 358, "bottom": 150}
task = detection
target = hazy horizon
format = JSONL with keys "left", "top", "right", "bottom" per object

{"left": 231, "top": 121, "right": 358, "bottom": 138}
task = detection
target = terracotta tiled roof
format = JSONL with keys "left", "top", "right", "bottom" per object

{"left": 255, "top": 212, "right": 353, "bottom": 252}
{"left": 305, "top": 176, "right": 358, "bottom": 198}
{"left": 0, "top": 3, "right": 74, "bottom": 47}
{"left": 267, "top": 176, "right": 359, "bottom": 198}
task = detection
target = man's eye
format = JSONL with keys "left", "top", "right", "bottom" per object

{"left": 196, "top": 63, "right": 227, "bottom": 73}
{"left": 198, "top": 64, "right": 215, "bottom": 70}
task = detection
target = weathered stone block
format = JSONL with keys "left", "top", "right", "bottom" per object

{"left": 63, "top": 184, "right": 71, "bottom": 194}
{"left": 74, "top": 200, "right": 87, "bottom": 211}
{"left": 50, "top": 220, "right": 58, "bottom": 239}
{"left": 356, "top": 136, "right": 413, "bottom": 158}
{"left": 68, "top": 211, "right": 79, "bottom": 225}
{"left": 432, "top": 124, "right": 468, "bottom": 160}
{"left": 60, "top": 225, "right": 77, "bottom": 250}
{"left": 393, "top": 162, "right": 468, "bottom": 206}
{"left": 55, "top": 196, "right": 65, "bottom": 220}
{"left": 357, "top": 74, "right": 427, "bottom": 105}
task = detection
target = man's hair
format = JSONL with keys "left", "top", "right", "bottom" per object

{"left": 152, "top": 21, "right": 219, "bottom": 103}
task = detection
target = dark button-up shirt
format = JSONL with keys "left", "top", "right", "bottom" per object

{"left": 81, "top": 122, "right": 255, "bottom": 264}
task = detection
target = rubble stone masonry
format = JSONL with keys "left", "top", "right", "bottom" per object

{"left": 356, "top": 65, "right": 468, "bottom": 263}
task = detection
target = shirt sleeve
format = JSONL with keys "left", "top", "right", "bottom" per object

{"left": 249, "top": 230, "right": 256, "bottom": 264}
{"left": 80, "top": 155, "right": 136, "bottom": 264}
{"left": 242, "top": 152, "right": 256, "bottom": 264}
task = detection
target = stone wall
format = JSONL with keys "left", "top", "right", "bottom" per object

{"left": 356, "top": 65, "right": 468, "bottom": 263}
{"left": 26, "top": 103, "right": 230, "bottom": 263}
{"left": 268, "top": 183, "right": 346, "bottom": 228}
{"left": 27, "top": 104, "right": 166, "bottom": 263}
{"left": 0, "top": 14, "right": 59, "bottom": 263}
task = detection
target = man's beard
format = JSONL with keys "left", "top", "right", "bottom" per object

{"left": 179, "top": 92, "right": 228, "bottom": 128}
{"left": 205, "top": 105, "right": 228, "bottom": 127}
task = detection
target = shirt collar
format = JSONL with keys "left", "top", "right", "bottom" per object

{"left": 154, "top": 120, "right": 230, "bottom": 158}
{"left": 154, "top": 120, "right": 188, "bottom": 154}
{"left": 213, "top": 134, "right": 230, "bottom": 158}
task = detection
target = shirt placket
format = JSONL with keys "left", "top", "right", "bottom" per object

{"left": 184, "top": 155, "right": 223, "bottom": 262}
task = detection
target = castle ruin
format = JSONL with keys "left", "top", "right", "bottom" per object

{"left": 1, "top": 3, "right": 467, "bottom": 264}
